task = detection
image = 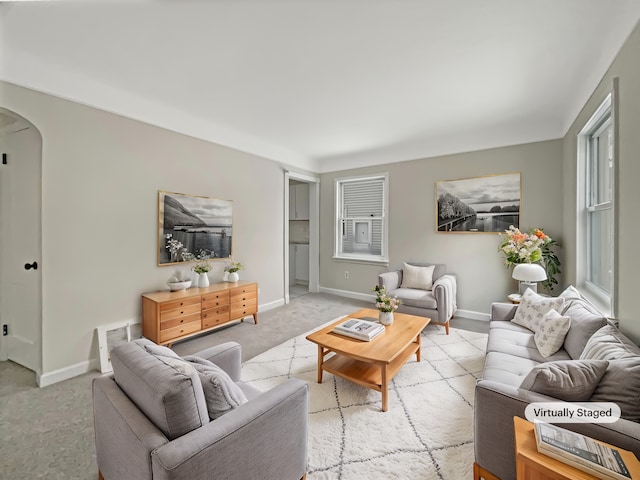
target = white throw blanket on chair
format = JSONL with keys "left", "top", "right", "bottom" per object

{"left": 433, "top": 274, "right": 457, "bottom": 319}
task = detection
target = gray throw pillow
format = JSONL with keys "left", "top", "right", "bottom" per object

{"left": 184, "top": 356, "right": 248, "bottom": 419}
{"left": 561, "top": 298, "right": 609, "bottom": 359}
{"left": 580, "top": 324, "right": 640, "bottom": 361}
{"left": 520, "top": 359, "right": 609, "bottom": 401}
{"left": 511, "top": 289, "right": 564, "bottom": 332}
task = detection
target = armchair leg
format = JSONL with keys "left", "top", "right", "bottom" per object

{"left": 98, "top": 470, "right": 104, "bottom": 480}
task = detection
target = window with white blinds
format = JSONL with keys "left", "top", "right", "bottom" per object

{"left": 334, "top": 174, "right": 388, "bottom": 263}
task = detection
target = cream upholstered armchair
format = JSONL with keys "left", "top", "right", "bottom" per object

{"left": 378, "top": 262, "right": 457, "bottom": 334}
{"left": 93, "top": 339, "right": 308, "bottom": 480}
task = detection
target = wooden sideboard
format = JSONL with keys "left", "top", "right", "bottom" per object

{"left": 142, "top": 281, "right": 258, "bottom": 346}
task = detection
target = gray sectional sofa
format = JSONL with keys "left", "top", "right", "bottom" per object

{"left": 474, "top": 286, "right": 640, "bottom": 480}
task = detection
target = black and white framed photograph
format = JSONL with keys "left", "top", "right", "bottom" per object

{"left": 158, "top": 191, "right": 233, "bottom": 265}
{"left": 436, "top": 173, "right": 521, "bottom": 233}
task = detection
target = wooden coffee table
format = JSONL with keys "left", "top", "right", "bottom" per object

{"left": 306, "top": 308, "right": 430, "bottom": 412}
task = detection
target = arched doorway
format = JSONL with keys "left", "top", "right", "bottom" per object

{"left": 0, "top": 108, "right": 43, "bottom": 382}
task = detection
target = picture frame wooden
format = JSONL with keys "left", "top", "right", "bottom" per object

{"left": 436, "top": 173, "right": 521, "bottom": 233}
{"left": 158, "top": 190, "right": 233, "bottom": 265}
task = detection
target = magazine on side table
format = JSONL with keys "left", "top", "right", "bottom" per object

{"left": 534, "top": 421, "right": 632, "bottom": 480}
{"left": 333, "top": 318, "right": 385, "bottom": 341}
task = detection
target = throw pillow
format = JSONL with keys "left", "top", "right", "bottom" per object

{"left": 561, "top": 297, "right": 609, "bottom": 359}
{"left": 511, "top": 288, "right": 565, "bottom": 332}
{"left": 589, "top": 356, "right": 640, "bottom": 421}
{"left": 580, "top": 324, "right": 640, "bottom": 361}
{"left": 401, "top": 263, "right": 435, "bottom": 290}
{"left": 183, "top": 355, "right": 248, "bottom": 419}
{"left": 534, "top": 309, "right": 571, "bottom": 358}
{"left": 520, "top": 359, "right": 609, "bottom": 401}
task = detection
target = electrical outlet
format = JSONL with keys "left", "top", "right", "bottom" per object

{"left": 2, "top": 324, "right": 7, "bottom": 336}
{"left": 344, "top": 271, "right": 349, "bottom": 279}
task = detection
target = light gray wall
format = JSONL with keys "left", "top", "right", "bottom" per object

{"left": 562, "top": 22, "right": 640, "bottom": 343}
{"left": 319, "top": 139, "right": 564, "bottom": 316}
{"left": 1, "top": 81, "right": 286, "bottom": 376}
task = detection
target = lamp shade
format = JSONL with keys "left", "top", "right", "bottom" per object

{"left": 512, "top": 263, "right": 547, "bottom": 282}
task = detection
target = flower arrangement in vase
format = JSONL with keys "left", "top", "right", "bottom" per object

{"left": 224, "top": 261, "right": 243, "bottom": 282}
{"left": 373, "top": 285, "right": 400, "bottom": 325}
{"left": 193, "top": 260, "right": 212, "bottom": 288}
{"left": 498, "top": 225, "right": 561, "bottom": 292}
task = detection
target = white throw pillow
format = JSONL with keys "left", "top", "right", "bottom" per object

{"left": 511, "top": 288, "right": 564, "bottom": 332}
{"left": 401, "top": 263, "right": 435, "bottom": 290}
{"left": 534, "top": 309, "right": 572, "bottom": 358}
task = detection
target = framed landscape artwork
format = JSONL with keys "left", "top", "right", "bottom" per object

{"left": 436, "top": 173, "right": 521, "bottom": 233}
{"left": 158, "top": 191, "right": 233, "bottom": 265}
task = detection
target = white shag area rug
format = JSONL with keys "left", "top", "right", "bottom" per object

{"left": 242, "top": 321, "right": 488, "bottom": 480}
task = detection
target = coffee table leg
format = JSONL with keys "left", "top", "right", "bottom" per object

{"left": 317, "top": 345, "right": 324, "bottom": 383}
{"left": 416, "top": 334, "right": 422, "bottom": 362}
{"left": 381, "top": 365, "right": 388, "bottom": 412}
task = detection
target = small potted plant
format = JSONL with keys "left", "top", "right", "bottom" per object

{"left": 373, "top": 285, "right": 400, "bottom": 325}
{"left": 225, "top": 261, "right": 243, "bottom": 282}
{"left": 193, "top": 260, "right": 212, "bottom": 288}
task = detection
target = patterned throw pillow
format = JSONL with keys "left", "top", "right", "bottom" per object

{"left": 183, "top": 355, "right": 248, "bottom": 419}
{"left": 511, "top": 288, "right": 565, "bottom": 332}
{"left": 534, "top": 310, "right": 572, "bottom": 358}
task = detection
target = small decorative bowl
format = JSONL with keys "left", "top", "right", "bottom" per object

{"left": 167, "top": 280, "right": 192, "bottom": 291}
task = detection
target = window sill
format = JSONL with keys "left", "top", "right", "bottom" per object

{"left": 333, "top": 255, "right": 389, "bottom": 267}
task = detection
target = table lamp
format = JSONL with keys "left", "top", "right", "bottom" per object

{"left": 512, "top": 263, "right": 547, "bottom": 295}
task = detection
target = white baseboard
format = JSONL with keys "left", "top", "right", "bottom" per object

{"left": 318, "top": 286, "right": 376, "bottom": 303}
{"left": 38, "top": 357, "right": 101, "bottom": 388}
{"left": 319, "top": 286, "right": 490, "bottom": 322}
{"left": 259, "top": 298, "right": 284, "bottom": 312}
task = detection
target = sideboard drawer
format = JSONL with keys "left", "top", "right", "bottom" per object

{"left": 159, "top": 302, "right": 201, "bottom": 321}
{"left": 159, "top": 296, "right": 201, "bottom": 312}
{"left": 202, "top": 292, "right": 230, "bottom": 309}
{"left": 230, "top": 289, "right": 257, "bottom": 305}
{"left": 202, "top": 312, "right": 231, "bottom": 329}
{"left": 159, "top": 319, "right": 201, "bottom": 343}
{"left": 160, "top": 312, "right": 202, "bottom": 330}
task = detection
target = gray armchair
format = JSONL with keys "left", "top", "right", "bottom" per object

{"left": 378, "top": 262, "right": 457, "bottom": 334}
{"left": 93, "top": 339, "right": 308, "bottom": 480}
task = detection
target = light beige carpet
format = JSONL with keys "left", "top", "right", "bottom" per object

{"left": 242, "top": 321, "right": 488, "bottom": 480}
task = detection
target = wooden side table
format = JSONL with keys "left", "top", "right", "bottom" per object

{"left": 513, "top": 416, "right": 640, "bottom": 480}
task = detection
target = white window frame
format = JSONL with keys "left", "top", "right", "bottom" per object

{"left": 334, "top": 173, "right": 389, "bottom": 265}
{"left": 577, "top": 91, "right": 616, "bottom": 316}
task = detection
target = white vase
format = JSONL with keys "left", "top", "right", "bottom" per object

{"left": 222, "top": 271, "right": 229, "bottom": 282}
{"left": 379, "top": 311, "right": 394, "bottom": 325}
{"left": 228, "top": 271, "right": 239, "bottom": 282}
{"left": 199, "top": 272, "right": 210, "bottom": 288}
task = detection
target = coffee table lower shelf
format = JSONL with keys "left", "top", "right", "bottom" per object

{"left": 319, "top": 340, "right": 419, "bottom": 411}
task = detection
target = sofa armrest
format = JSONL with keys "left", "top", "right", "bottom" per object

{"left": 474, "top": 380, "right": 640, "bottom": 480}
{"left": 193, "top": 341, "right": 242, "bottom": 381}
{"left": 491, "top": 302, "right": 518, "bottom": 321}
{"left": 151, "top": 378, "right": 309, "bottom": 480}
{"left": 93, "top": 375, "right": 169, "bottom": 480}
{"left": 379, "top": 270, "right": 402, "bottom": 291}
{"left": 432, "top": 274, "right": 457, "bottom": 323}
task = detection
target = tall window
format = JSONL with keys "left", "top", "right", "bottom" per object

{"left": 578, "top": 93, "right": 615, "bottom": 310}
{"left": 334, "top": 174, "right": 388, "bottom": 263}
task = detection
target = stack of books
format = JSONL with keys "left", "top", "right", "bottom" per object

{"left": 534, "top": 421, "right": 632, "bottom": 480}
{"left": 333, "top": 318, "right": 385, "bottom": 341}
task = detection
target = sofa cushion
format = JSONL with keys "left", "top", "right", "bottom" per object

{"left": 487, "top": 321, "right": 571, "bottom": 363}
{"left": 184, "top": 356, "right": 248, "bottom": 419}
{"left": 110, "top": 339, "right": 209, "bottom": 440}
{"left": 511, "top": 289, "right": 564, "bottom": 332}
{"left": 482, "top": 351, "right": 541, "bottom": 387}
{"left": 561, "top": 298, "right": 609, "bottom": 359}
{"left": 401, "top": 263, "right": 435, "bottom": 290}
{"left": 534, "top": 310, "right": 571, "bottom": 358}
{"left": 580, "top": 325, "right": 640, "bottom": 421}
{"left": 519, "top": 360, "right": 608, "bottom": 401}
{"left": 388, "top": 288, "right": 437, "bottom": 310}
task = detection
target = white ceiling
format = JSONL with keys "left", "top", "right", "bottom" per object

{"left": 1, "top": 1, "right": 639, "bottom": 173}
